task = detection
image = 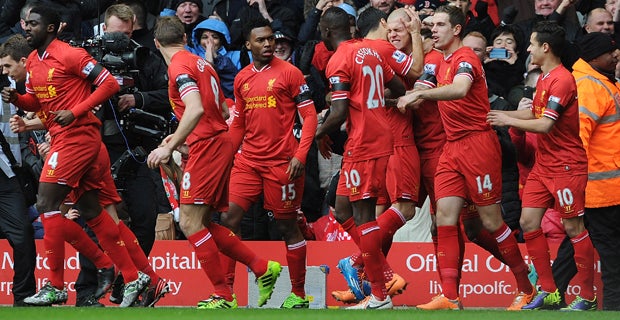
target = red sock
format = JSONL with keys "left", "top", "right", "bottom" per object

{"left": 86, "top": 210, "right": 138, "bottom": 282}
{"left": 383, "top": 263, "right": 394, "bottom": 282}
{"left": 341, "top": 217, "right": 360, "bottom": 245}
{"left": 432, "top": 234, "right": 442, "bottom": 283}
{"left": 571, "top": 230, "right": 595, "bottom": 300}
{"left": 358, "top": 221, "right": 387, "bottom": 300}
{"left": 287, "top": 240, "right": 307, "bottom": 298}
{"left": 41, "top": 212, "right": 65, "bottom": 289}
{"left": 523, "top": 228, "right": 554, "bottom": 292}
{"left": 208, "top": 222, "right": 267, "bottom": 277}
{"left": 437, "top": 225, "right": 460, "bottom": 300}
{"left": 63, "top": 218, "right": 113, "bottom": 269}
{"left": 187, "top": 228, "right": 232, "bottom": 300}
{"left": 493, "top": 224, "right": 532, "bottom": 294}
{"left": 118, "top": 222, "right": 160, "bottom": 285}
{"left": 472, "top": 228, "right": 506, "bottom": 264}
{"left": 457, "top": 223, "right": 465, "bottom": 286}
{"left": 377, "top": 207, "right": 406, "bottom": 256}
{"left": 347, "top": 252, "right": 362, "bottom": 267}
{"left": 219, "top": 252, "right": 236, "bottom": 291}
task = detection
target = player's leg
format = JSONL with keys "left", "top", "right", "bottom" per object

{"left": 262, "top": 163, "right": 308, "bottom": 308}
{"left": 178, "top": 203, "right": 235, "bottom": 309}
{"left": 78, "top": 190, "right": 150, "bottom": 307}
{"left": 219, "top": 157, "right": 277, "bottom": 301}
{"left": 520, "top": 174, "right": 561, "bottom": 310}
{"left": 556, "top": 174, "right": 595, "bottom": 311}
{"left": 22, "top": 182, "right": 73, "bottom": 306}
{"left": 345, "top": 158, "right": 392, "bottom": 310}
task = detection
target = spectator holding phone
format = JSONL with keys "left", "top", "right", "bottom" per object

{"left": 483, "top": 25, "right": 526, "bottom": 104}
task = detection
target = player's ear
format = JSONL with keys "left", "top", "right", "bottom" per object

{"left": 245, "top": 40, "right": 251, "bottom": 51}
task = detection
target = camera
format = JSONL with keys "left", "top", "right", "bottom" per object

{"left": 120, "top": 108, "right": 170, "bottom": 141}
{"left": 70, "top": 32, "right": 149, "bottom": 98}
{"left": 489, "top": 48, "right": 510, "bottom": 59}
{"left": 71, "top": 32, "right": 171, "bottom": 140}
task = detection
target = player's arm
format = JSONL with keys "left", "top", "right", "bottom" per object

{"left": 2, "top": 84, "right": 42, "bottom": 112}
{"left": 487, "top": 106, "right": 555, "bottom": 133}
{"left": 383, "top": 56, "right": 406, "bottom": 105}
{"left": 287, "top": 81, "right": 319, "bottom": 180}
{"left": 9, "top": 114, "right": 45, "bottom": 132}
{"left": 404, "top": 7, "right": 424, "bottom": 81}
{"left": 229, "top": 83, "right": 246, "bottom": 152}
{"left": 293, "top": 85, "right": 318, "bottom": 165}
{"left": 315, "top": 97, "right": 348, "bottom": 159}
{"left": 71, "top": 62, "right": 120, "bottom": 120}
{"left": 147, "top": 74, "right": 203, "bottom": 168}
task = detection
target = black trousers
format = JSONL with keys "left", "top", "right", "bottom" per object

{"left": 552, "top": 206, "right": 620, "bottom": 310}
{"left": 0, "top": 171, "right": 36, "bottom": 304}
{"left": 586, "top": 206, "right": 620, "bottom": 310}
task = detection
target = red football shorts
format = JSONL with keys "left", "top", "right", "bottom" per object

{"left": 229, "top": 156, "right": 304, "bottom": 219}
{"left": 419, "top": 154, "right": 440, "bottom": 215}
{"left": 522, "top": 169, "right": 586, "bottom": 218}
{"left": 40, "top": 125, "right": 104, "bottom": 192}
{"left": 379, "top": 145, "right": 420, "bottom": 205}
{"left": 67, "top": 143, "right": 121, "bottom": 206}
{"left": 337, "top": 156, "right": 389, "bottom": 202}
{"left": 434, "top": 130, "right": 502, "bottom": 206}
{"left": 180, "top": 134, "right": 234, "bottom": 212}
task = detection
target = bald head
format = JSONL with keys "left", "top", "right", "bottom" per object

{"left": 585, "top": 8, "right": 614, "bottom": 34}
{"left": 387, "top": 8, "right": 410, "bottom": 24}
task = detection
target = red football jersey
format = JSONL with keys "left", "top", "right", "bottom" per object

{"left": 232, "top": 57, "right": 315, "bottom": 164}
{"left": 531, "top": 65, "right": 587, "bottom": 175}
{"left": 414, "top": 49, "right": 447, "bottom": 157}
{"left": 436, "top": 46, "right": 492, "bottom": 141}
{"left": 24, "top": 39, "right": 105, "bottom": 136}
{"left": 326, "top": 38, "right": 396, "bottom": 162}
{"left": 168, "top": 50, "right": 228, "bottom": 146}
{"left": 369, "top": 38, "right": 416, "bottom": 147}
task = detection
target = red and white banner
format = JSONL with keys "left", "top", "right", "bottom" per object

{"left": 0, "top": 240, "right": 601, "bottom": 307}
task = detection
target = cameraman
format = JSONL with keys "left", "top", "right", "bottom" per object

{"left": 75, "top": 4, "right": 171, "bottom": 306}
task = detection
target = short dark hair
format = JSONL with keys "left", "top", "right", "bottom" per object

{"left": 0, "top": 34, "right": 32, "bottom": 61}
{"left": 154, "top": 16, "right": 185, "bottom": 46}
{"left": 242, "top": 17, "right": 271, "bottom": 42}
{"left": 357, "top": 7, "right": 387, "bottom": 38}
{"left": 532, "top": 21, "right": 566, "bottom": 57}
{"left": 320, "top": 7, "right": 351, "bottom": 34}
{"left": 435, "top": 5, "right": 465, "bottom": 38}
{"left": 490, "top": 24, "right": 522, "bottom": 50}
{"left": 28, "top": 5, "right": 61, "bottom": 34}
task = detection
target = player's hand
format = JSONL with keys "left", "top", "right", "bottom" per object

{"left": 517, "top": 97, "right": 533, "bottom": 111}
{"left": 316, "top": 135, "right": 333, "bottom": 159}
{"left": 37, "top": 142, "right": 51, "bottom": 159}
{"left": 65, "top": 208, "right": 80, "bottom": 220}
{"left": 316, "top": 0, "right": 332, "bottom": 11}
{"left": 402, "top": 7, "right": 421, "bottom": 34}
{"left": 117, "top": 94, "right": 136, "bottom": 112}
{"left": 397, "top": 92, "right": 422, "bottom": 113}
{"left": 286, "top": 157, "right": 305, "bottom": 181}
{"left": 1, "top": 87, "right": 17, "bottom": 103}
{"left": 147, "top": 146, "right": 172, "bottom": 169}
{"left": 50, "top": 110, "right": 75, "bottom": 127}
{"left": 9, "top": 115, "right": 26, "bottom": 133}
{"left": 487, "top": 110, "right": 512, "bottom": 127}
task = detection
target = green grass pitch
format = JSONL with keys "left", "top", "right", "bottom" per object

{"left": 0, "top": 307, "right": 613, "bottom": 320}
